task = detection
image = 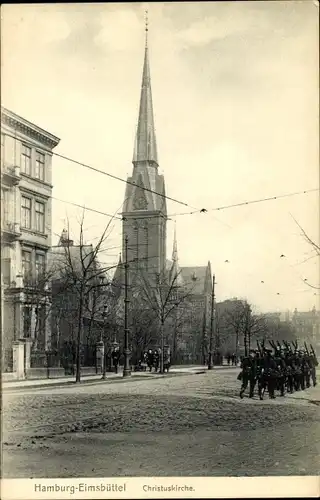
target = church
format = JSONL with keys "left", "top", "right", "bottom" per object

{"left": 112, "top": 27, "right": 213, "bottom": 364}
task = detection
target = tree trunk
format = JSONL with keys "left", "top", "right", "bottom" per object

{"left": 235, "top": 329, "right": 239, "bottom": 359}
{"left": 160, "top": 320, "right": 164, "bottom": 374}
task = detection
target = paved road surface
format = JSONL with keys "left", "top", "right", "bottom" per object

{"left": 3, "top": 368, "right": 320, "bottom": 477}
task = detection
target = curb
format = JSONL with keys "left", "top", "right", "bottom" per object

{"left": 2, "top": 370, "right": 205, "bottom": 393}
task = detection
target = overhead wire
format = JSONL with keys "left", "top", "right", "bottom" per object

{"left": 53, "top": 151, "right": 201, "bottom": 211}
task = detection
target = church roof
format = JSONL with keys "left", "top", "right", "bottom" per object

{"left": 49, "top": 244, "right": 94, "bottom": 280}
{"left": 122, "top": 32, "right": 166, "bottom": 216}
{"left": 180, "top": 266, "right": 210, "bottom": 295}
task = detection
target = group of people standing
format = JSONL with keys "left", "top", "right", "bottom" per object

{"left": 238, "top": 341, "right": 318, "bottom": 400}
{"left": 137, "top": 348, "right": 171, "bottom": 373}
{"left": 226, "top": 353, "right": 239, "bottom": 366}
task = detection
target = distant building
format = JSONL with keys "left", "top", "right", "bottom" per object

{"left": 1, "top": 107, "right": 60, "bottom": 375}
{"left": 291, "top": 306, "right": 320, "bottom": 349}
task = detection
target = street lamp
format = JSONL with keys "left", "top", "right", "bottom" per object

{"left": 208, "top": 274, "right": 215, "bottom": 370}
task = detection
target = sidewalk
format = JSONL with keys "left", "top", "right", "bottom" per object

{"left": 2, "top": 365, "right": 209, "bottom": 391}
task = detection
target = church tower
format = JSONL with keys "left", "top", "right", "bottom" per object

{"left": 121, "top": 19, "right": 167, "bottom": 285}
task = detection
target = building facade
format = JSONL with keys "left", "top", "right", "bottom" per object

{"left": 1, "top": 107, "right": 60, "bottom": 374}
{"left": 291, "top": 306, "right": 320, "bottom": 351}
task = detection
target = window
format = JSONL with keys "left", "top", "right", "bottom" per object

{"left": 35, "top": 152, "right": 45, "bottom": 181}
{"left": 1, "top": 258, "right": 11, "bottom": 285}
{"left": 21, "top": 145, "right": 31, "bottom": 175}
{"left": 1, "top": 189, "right": 9, "bottom": 224}
{"left": 22, "top": 251, "right": 32, "bottom": 280}
{"left": 1, "top": 134, "right": 4, "bottom": 166}
{"left": 35, "top": 253, "right": 46, "bottom": 279}
{"left": 21, "top": 196, "right": 31, "bottom": 229}
{"left": 35, "top": 201, "right": 45, "bottom": 233}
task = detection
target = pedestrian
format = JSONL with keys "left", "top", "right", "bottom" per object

{"left": 147, "top": 349, "right": 154, "bottom": 372}
{"left": 111, "top": 346, "right": 120, "bottom": 374}
{"left": 309, "top": 350, "right": 318, "bottom": 387}
{"left": 154, "top": 349, "right": 160, "bottom": 372}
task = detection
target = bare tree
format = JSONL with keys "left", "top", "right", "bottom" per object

{"left": 136, "top": 267, "right": 196, "bottom": 373}
{"left": 223, "top": 300, "right": 247, "bottom": 358}
{"left": 222, "top": 300, "right": 268, "bottom": 357}
{"left": 50, "top": 212, "right": 120, "bottom": 382}
{"left": 291, "top": 214, "right": 320, "bottom": 290}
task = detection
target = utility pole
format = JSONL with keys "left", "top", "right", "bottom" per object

{"left": 101, "top": 305, "right": 107, "bottom": 380}
{"left": 208, "top": 274, "right": 215, "bottom": 370}
{"left": 244, "top": 303, "right": 251, "bottom": 357}
{"left": 123, "top": 235, "right": 131, "bottom": 377}
{"left": 156, "top": 273, "right": 165, "bottom": 374}
{"left": 160, "top": 319, "right": 164, "bottom": 374}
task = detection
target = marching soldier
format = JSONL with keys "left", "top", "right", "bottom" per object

{"left": 262, "top": 349, "right": 278, "bottom": 399}
{"left": 309, "top": 348, "right": 318, "bottom": 387}
{"left": 285, "top": 351, "right": 294, "bottom": 394}
{"left": 274, "top": 348, "right": 286, "bottom": 397}
{"left": 239, "top": 349, "right": 257, "bottom": 399}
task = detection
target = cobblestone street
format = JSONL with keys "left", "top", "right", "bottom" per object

{"left": 2, "top": 368, "right": 320, "bottom": 477}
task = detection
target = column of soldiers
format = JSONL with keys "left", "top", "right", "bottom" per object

{"left": 237, "top": 340, "right": 318, "bottom": 400}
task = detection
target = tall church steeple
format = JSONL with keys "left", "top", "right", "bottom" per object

{"left": 133, "top": 11, "right": 158, "bottom": 166}
{"left": 122, "top": 13, "right": 167, "bottom": 279}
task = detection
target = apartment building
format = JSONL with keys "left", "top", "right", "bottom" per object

{"left": 1, "top": 107, "right": 60, "bottom": 375}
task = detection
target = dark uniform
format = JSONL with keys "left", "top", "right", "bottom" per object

{"left": 262, "top": 350, "right": 278, "bottom": 399}
{"left": 285, "top": 352, "right": 294, "bottom": 394}
{"left": 293, "top": 352, "right": 302, "bottom": 391}
{"left": 310, "top": 352, "right": 318, "bottom": 387}
{"left": 239, "top": 350, "right": 258, "bottom": 399}
{"left": 274, "top": 350, "right": 286, "bottom": 396}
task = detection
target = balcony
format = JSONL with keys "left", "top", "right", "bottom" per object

{"left": 1, "top": 164, "right": 20, "bottom": 185}
{"left": 2, "top": 221, "right": 21, "bottom": 241}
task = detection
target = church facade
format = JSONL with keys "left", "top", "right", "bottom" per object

{"left": 113, "top": 34, "right": 212, "bottom": 363}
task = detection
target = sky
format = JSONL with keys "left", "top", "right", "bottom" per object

{"left": 1, "top": 1, "right": 319, "bottom": 313}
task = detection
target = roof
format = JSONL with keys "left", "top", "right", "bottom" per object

{"left": 180, "top": 265, "right": 211, "bottom": 295}
{"left": 132, "top": 46, "right": 158, "bottom": 164}
{"left": 122, "top": 42, "right": 166, "bottom": 215}
{"left": 49, "top": 244, "right": 99, "bottom": 281}
{"left": 1, "top": 106, "right": 60, "bottom": 149}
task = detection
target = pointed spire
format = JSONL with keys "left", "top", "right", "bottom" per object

{"left": 145, "top": 9, "right": 149, "bottom": 48}
{"left": 133, "top": 12, "right": 158, "bottom": 165}
{"left": 170, "top": 224, "right": 183, "bottom": 286}
{"left": 172, "top": 222, "right": 178, "bottom": 262}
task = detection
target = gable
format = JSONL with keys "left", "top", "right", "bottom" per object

{"left": 132, "top": 173, "right": 148, "bottom": 210}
